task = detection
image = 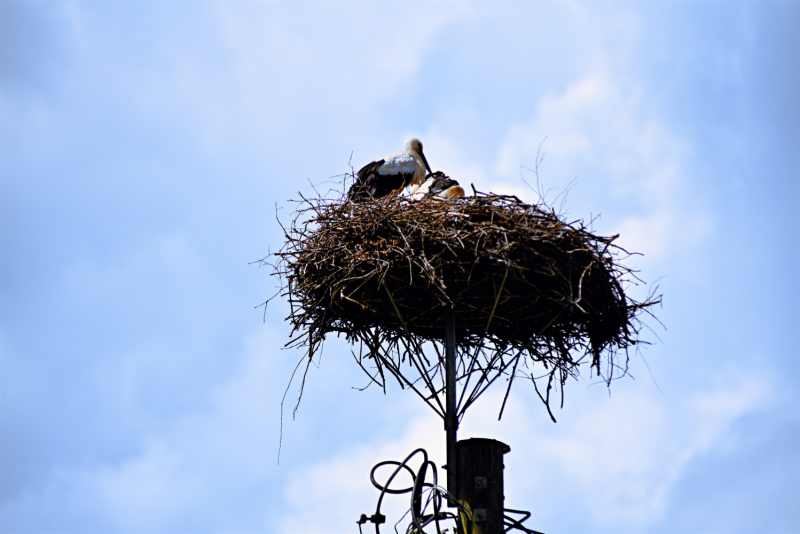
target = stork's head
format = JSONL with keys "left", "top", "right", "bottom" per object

{"left": 405, "top": 137, "right": 432, "bottom": 174}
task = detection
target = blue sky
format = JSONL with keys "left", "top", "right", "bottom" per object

{"left": 1, "top": 2, "right": 798, "bottom": 533}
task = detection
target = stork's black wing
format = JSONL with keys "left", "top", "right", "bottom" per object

{"left": 347, "top": 159, "right": 385, "bottom": 201}
{"left": 357, "top": 159, "right": 386, "bottom": 181}
{"left": 365, "top": 171, "right": 411, "bottom": 198}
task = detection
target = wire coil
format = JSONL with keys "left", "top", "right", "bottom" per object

{"left": 358, "top": 448, "right": 544, "bottom": 534}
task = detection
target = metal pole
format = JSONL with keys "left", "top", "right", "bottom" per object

{"left": 444, "top": 307, "right": 458, "bottom": 507}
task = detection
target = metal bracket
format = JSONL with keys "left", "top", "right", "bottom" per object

{"left": 357, "top": 513, "right": 385, "bottom": 525}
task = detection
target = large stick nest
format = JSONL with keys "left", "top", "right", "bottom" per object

{"left": 270, "top": 187, "right": 660, "bottom": 421}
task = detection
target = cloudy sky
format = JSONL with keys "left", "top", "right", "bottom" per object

{"left": 1, "top": 1, "right": 798, "bottom": 533}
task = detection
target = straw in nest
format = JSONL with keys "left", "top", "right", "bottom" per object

{"left": 267, "top": 185, "right": 660, "bottom": 422}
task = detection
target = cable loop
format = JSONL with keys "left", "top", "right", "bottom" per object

{"left": 359, "top": 447, "right": 544, "bottom": 534}
{"left": 370, "top": 460, "right": 416, "bottom": 494}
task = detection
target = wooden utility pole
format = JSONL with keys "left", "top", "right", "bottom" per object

{"left": 456, "top": 438, "right": 510, "bottom": 534}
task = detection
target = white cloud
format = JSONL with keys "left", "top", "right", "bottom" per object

{"left": 419, "top": 129, "right": 487, "bottom": 190}
{"left": 6, "top": 3, "right": 792, "bottom": 533}
{"left": 280, "top": 407, "right": 447, "bottom": 534}
{"left": 468, "top": 369, "right": 772, "bottom": 530}
{"left": 107, "top": 3, "right": 473, "bottom": 157}
{"left": 494, "top": 73, "right": 713, "bottom": 262}
{"left": 416, "top": 68, "right": 713, "bottom": 269}
{"left": 23, "top": 338, "right": 772, "bottom": 533}
{"left": 418, "top": 127, "right": 543, "bottom": 202}
{"left": 276, "top": 367, "right": 773, "bottom": 533}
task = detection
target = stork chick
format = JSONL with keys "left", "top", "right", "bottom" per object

{"left": 408, "top": 171, "right": 465, "bottom": 201}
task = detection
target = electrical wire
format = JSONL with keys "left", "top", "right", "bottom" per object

{"left": 357, "top": 448, "right": 544, "bottom": 534}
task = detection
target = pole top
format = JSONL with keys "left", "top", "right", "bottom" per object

{"left": 456, "top": 437, "right": 511, "bottom": 454}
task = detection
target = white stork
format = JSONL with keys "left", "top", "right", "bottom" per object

{"left": 408, "top": 171, "right": 465, "bottom": 201}
{"left": 347, "top": 138, "right": 432, "bottom": 201}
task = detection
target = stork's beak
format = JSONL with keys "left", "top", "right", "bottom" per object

{"left": 419, "top": 149, "right": 432, "bottom": 175}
